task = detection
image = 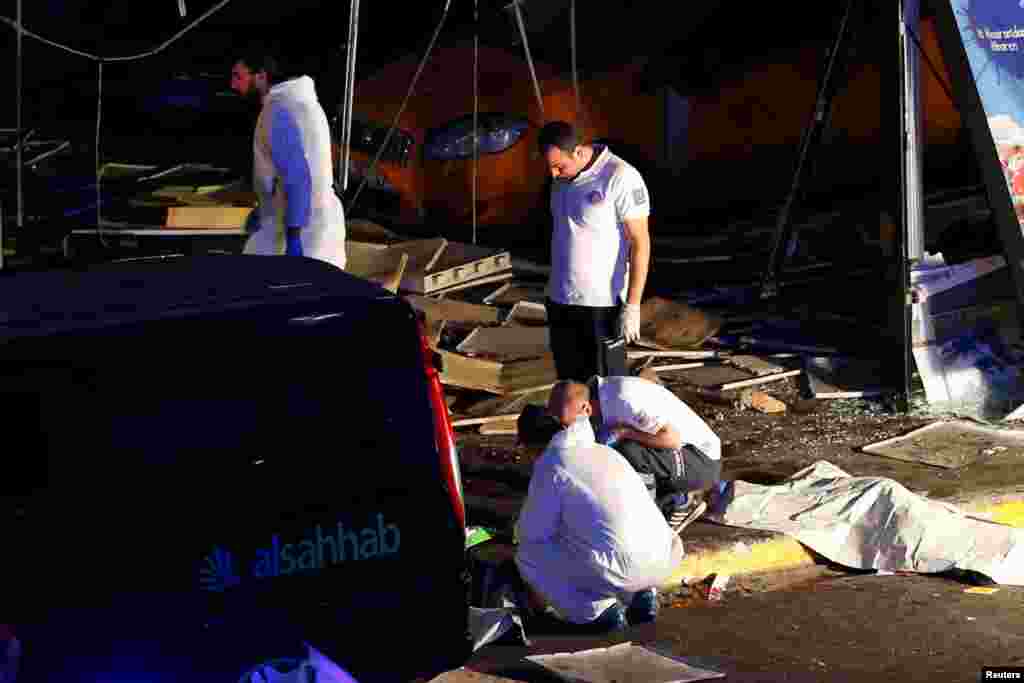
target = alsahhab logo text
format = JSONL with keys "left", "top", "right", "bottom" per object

{"left": 199, "top": 513, "right": 401, "bottom": 592}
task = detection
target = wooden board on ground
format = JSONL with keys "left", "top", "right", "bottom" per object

{"left": 430, "top": 272, "right": 515, "bottom": 298}
{"left": 479, "top": 417, "right": 518, "bottom": 436}
{"left": 462, "top": 386, "right": 553, "bottom": 418}
{"left": 438, "top": 351, "right": 557, "bottom": 395}
{"left": 408, "top": 241, "right": 512, "bottom": 294}
{"left": 804, "top": 356, "right": 895, "bottom": 399}
{"left": 500, "top": 354, "right": 559, "bottom": 395}
{"left": 165, "top": 206, "right": 253, "bottom": 229}
{"left": 403, "top": 294, "right": 501, "bottom": 325}
{"left": 345, "top": 218, "right": 404, "bottom": 244}
{"left": 503, "top": 300, "right": 547, "bottom": 326}
{"left": 861, "top": 420, "right": 1024, "bottom": 469}
{"left": 438, "top": 350, "right": 504, "bottom": 393}
{"left": 728, "top": 354, "right": 786, "bottom": 376}
{"left": 639, "top": 297, "right": 723, "bottom": 350}
{"left": 457, "top": 326, "right": 550, "bottom": 361}
{"left": 483, "top": 282, "right": 548, "bottom": 306}
{"left": 673, "top": 364, "right": 755, "bottom": 388}
{"left": 345, "top": 241, "right": 406, "bottom": 278}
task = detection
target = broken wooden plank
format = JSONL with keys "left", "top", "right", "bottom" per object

{"left": 452, "top": 414, "right": 521, "bottom": 428}
{"left": 372, "top": 252, "right": 407, "bottom": 294}
{"left": 404, "top": 294, "right": 501, "bottom": 325}
{"left": 672, "top": 364, "right": 755, "bottom": 388}
{"left": 727, "top": 354, "right": 786, "bottom": 376}
{"left": 408, "top": 241, "right": 512, "bottom": 294}
{"left": 430, "top": 272, "right": 515, "bottom": 298}
{"left": 718, "top": 369, "right": 802, "bottom": 391}
{"left": 627, "top": 350, "right": 722, "bottom": 360}
{"left": 462, "top": 386, "right": 553, "bottom": 419}
{"left": 649, "top": 362, "right": 707, "bottom": 373}
{"left": 165, "top": 206, "right": 253, "bottom": 229}
{"left": 501, "top": 355, "right": 559, "bottom": 395}
{"left": 483, "top": 282, "right": 547, "bottom": 306}
{"left": 503, "top": 300, "right": 547, "bottom": 326}
{"left": 457, "top": 325, "right": 550, "bottom": 360}
{"left": 438, "top": 350, "right": 504, "bottom": 394}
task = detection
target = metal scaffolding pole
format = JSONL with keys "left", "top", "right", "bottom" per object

{"left": 338, "top": 0, "right": 361, "bottom": 192}
{"left": 15, "top": 0, "right": 23, "bottom": 249}
{"left": 900, "top": 0, "right": 924, "bottom": 261}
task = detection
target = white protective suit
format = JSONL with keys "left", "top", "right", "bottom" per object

{"left": 246, "top": 75, "right": 347, "bottom": 269}
{"left": 514, "top": 417, "right": 685, "bottom": 624}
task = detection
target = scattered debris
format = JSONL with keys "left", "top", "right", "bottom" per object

{"left": 740, "top": 390, "right": 788, "bottom": 414}
{"left": 860, "top": 419, "right": 1024, "bottom": 469}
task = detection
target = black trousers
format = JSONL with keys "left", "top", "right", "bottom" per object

{"left": 545, "top": 298, "right": 628, "bottom": 382}
{"left": 614, "top": 440, "right": 722, "bottom": 499}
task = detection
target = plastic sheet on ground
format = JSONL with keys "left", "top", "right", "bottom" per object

{"left": 526, "top": 642, "right": 725, "bottom": 683}
{"left": 714, "top": 460, "right": 1024, "bottom": 584}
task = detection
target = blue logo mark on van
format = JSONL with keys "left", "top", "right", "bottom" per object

{"left": 199, "top": 514, "right": 401, "bottom": 591}
{"left": 199, "top": 546, "right": 242, "bottom": 593}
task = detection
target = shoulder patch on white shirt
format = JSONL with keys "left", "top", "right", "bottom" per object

{"left": 633, "top": 187, "right": 647, "bottom": 205}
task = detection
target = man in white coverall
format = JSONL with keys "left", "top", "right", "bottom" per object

{"left": 513, "top": 397, "right": 684, "bottom": 631}
{"left": 230, "top": 52, "right": 346, "bottom": 269}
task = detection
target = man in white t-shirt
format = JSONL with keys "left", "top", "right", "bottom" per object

{"left": 538, "top": 121, "right": 652, "bottom": 382}
{"left": 512, "top": 410, "right": 684, "bottom": 631}
{"left": 543, "top": 377, "right": 724, "bottom": 532}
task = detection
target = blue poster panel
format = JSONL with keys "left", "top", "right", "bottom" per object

{"left": 949, "top": 1, "right": 1024, "bottom": 224}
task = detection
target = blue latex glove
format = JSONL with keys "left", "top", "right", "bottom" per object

{"left": 285, "top": 228, "right": 303, "bottom": 257}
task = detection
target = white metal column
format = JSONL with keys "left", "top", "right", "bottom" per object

{"left": 900, "top": 0, "right": 925, "bottom": 261}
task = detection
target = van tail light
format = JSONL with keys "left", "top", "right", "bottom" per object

{"left": 416, "top": 312, "right": 466, "bottom": 530}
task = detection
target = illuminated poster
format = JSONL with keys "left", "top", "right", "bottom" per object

{"left": 950, "top": 1, "right": 1024, "bottom": 224}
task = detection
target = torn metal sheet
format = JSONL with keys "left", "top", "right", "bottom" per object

{"left": 860, "top": 420, "right": 1024, "bottom": 469}
{"left": 526, "top": 642, "right": 725, "bottom": 683}
{"left": 713, "top": 461, "right": 1024, "bottom": 584}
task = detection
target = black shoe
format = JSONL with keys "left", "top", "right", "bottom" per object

{"left": 626, "top": 588, "right": 659, "bottom": 624}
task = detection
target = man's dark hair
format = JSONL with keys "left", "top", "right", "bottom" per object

{"left": 537, "top": 121, "right": 579, "bottom": 154}
{"left": 234, "top": 50, "right": 285, "bottom": 85}
{"left": 517, "top": 404, "right": 562, "bottom": 448}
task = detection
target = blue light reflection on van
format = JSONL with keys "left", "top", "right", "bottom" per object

{"left": 424, "top": 113, "right": 529, "bottom": 161}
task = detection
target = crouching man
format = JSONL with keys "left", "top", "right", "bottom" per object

{"left": 513, "top": 399, "right": 685, "bottom": 632}
{"left": 545, "top": 376, "right": 724, "bottom": 532}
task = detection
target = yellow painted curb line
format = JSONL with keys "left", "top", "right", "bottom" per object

{"left": 663, "top": 535, "right": 815, "bottom": 588}
{"left": 965, "top": 500, "right": 1024, "bottom": 528}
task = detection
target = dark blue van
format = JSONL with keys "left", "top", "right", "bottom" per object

{"left": 0, "top": 255, "right": 471, "bottom": 682}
